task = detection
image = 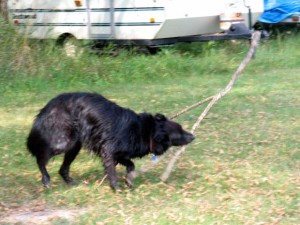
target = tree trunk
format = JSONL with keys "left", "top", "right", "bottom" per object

{"left": 0, "top": 0, "right": 8, "bottom": 20}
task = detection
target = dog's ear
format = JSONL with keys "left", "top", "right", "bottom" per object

{"left": 154, "top": 114, "right": 170, "bottom": 144}
{"left": 154, "top": 113, "right": 167, "bottom": 122}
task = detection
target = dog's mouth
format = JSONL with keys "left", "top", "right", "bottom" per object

{"left": 186, "top": 134, "right": 195, "bottom": 143}
{"left": 172, "top": 134, "right": 195, "bottom": 146}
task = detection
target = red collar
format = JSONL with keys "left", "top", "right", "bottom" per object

{"left": 149, "top": 137, "right": 154, "bottom": 153}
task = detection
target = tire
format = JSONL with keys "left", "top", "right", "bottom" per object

{"left": 147, "top": 46, "right": 160, "bottom": 55}
{"left": 60, "top": 35, "right": 83, "bottom": 58}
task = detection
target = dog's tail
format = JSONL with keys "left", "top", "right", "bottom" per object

{"left": 26, "top": 129, "right": 45, "bottom": 157}
{"left": 27, "top": 130, "right": 37, "bottom": 156}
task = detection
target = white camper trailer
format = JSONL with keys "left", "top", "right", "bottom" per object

{"left": 8, "top": 0, "right": 264, "bottom": 47}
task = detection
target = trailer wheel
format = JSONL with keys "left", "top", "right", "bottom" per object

{"left": 59, "top": 35, "right": 83, "bottom": 58}
{"left": 147, "top": 46, "right": 160, "bottom": 55}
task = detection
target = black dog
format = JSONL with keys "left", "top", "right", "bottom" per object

{"left": 27, "top": 92, "right": 195, "bottom": 190}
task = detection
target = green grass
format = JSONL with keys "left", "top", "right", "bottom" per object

{"left": 0, "top": 18, "right": 300, "bottom": 224}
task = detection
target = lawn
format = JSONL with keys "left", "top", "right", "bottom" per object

{"left": 0, "top": 20, "right": 299, "bottom": 224}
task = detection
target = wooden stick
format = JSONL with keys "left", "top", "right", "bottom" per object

{"left": 170, "top": 95, "right": 214, "bottom": 119}
{"left": 95, "top": 174, "right": 108, "bottom": 188}
{"left": 160, "top": 31, "right": 262, "bottom": 182}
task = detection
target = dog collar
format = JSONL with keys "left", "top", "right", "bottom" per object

{"left": 149, "top": 137, "right": 154, "bottom": 153}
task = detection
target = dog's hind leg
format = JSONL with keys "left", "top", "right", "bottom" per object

{"left": 36, "top": 153, "right": 51, "bottom": 188}
{"left": 59, "top": 142, "right": 81, "bottom": 185}
{"left": 118, "top": 158, "right": 135, "bottom": 189}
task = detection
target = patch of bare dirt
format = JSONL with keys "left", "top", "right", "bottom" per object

{"left": 0, "top": 202, "right": 88, "bottom": 225}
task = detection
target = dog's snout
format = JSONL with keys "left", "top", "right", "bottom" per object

{"left": 189, "top": 134, "right": 195, "bottom": 142}
{"left": 190, "top": 134, "right": 195, "bottom": 141}
{"left": 185, "top": 133, "right": 195, "bottom": 143}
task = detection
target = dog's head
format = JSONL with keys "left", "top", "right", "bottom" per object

{"left": 152, "top": 114, "right": 195, "bottom": 155}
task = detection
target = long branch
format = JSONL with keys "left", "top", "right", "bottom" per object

{"left": 160, "top": 31, "right": 262, "bottom": 182}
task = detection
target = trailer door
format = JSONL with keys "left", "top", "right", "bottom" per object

{"left": 86, "top": 0, "right": 115, "bottom": 39}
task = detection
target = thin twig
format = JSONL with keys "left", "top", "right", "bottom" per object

{"left": 160, "top": 31, "right": 262, "bottom": 182}
{"left": 138, "top": 148, "right": 177, "bottom": 174}
{"left": 95, "top": 174, "right": 108, "bottom": 188}
{"left": 170, "top": 96, "right": 214, "bottom": 119}
{"left": 139, "top": 154, "right": 167, "bottom": 173}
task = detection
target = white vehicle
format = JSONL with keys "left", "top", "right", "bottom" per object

{"left": 8, "top": 0, "right": 264, "bottom": 48}
{"left": 281, "top": 13, "right": 300, "bottom": 24}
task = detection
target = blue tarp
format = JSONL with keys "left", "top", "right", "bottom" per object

{"left": 258, "top": 0, "right": 300, "bottom": 23}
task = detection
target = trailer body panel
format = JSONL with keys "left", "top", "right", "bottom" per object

{"left": 8, "top": 0, "right": 264, "bottom": 45}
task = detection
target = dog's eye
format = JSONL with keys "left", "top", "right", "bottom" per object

{"left": 154, "top": 114, "right": 166, "bottom": 121}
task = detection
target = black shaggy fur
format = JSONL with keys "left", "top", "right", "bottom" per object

{"left": 27, "top": 92, "right": 195, "bottom": 190}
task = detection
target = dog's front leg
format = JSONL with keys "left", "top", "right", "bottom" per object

{"left": 117, "top": 158, "right": 135, "bottom": 189}
{"left": 125, "top": 161, "right": 136, "bottom": 189}
{"left": 101, "top": 152, "right": 120, "bottom": 190}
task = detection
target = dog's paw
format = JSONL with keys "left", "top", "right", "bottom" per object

{"left": 113, "top": 186, "right": 123, "bottom": 193}
{"left": 43, "top": 182, "right": 51, "bottom": 189}
{"left": 125, "top": 179, "right": 133, "bottom": 189}
{"left": 62, "top": 177, "right": 77, "bottom": 186}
